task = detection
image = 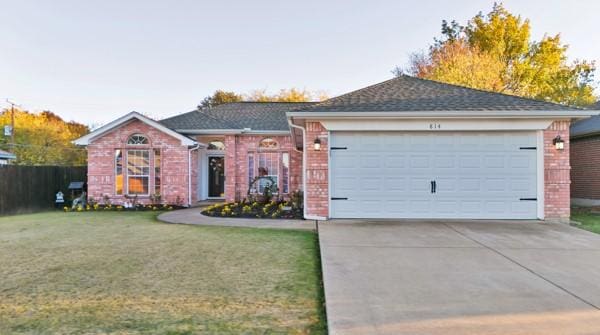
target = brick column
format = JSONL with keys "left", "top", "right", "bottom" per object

{"left": 544, "top": 120, "right": 571, "bottom": 222}
{"left": 224, "top": 135, "right": 237, "bottom": 202}
{"left": 305, "top": 122, "right": 329, "bottom": 218}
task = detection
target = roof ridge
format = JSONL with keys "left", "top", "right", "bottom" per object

{"left": 159, "top": 109, "right": 200, "bottom": 123}
{"left": 301, "top": 76, "right": 401, "bottom": 110}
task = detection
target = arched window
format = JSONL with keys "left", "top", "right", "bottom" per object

{"left": 127, "top": 134, "right": 149, "bottom": 145}
{"left": 258, "top": 138, "right": 278, "bottom": 149}
{"left": 207, "top": 140, "right": 225, "bottom": 150}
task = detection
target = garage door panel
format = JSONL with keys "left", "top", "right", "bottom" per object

{"left": 385, "top": 177, "right": 408, "bottom": 191}
{"left": 330, "top": 131, "right": 538, "bottom": 219}
{"left": 384, "top": 155, "right": 407, "bottom": 168}
{"left": 409, "top": 155, "right": 430, "bottom": 168}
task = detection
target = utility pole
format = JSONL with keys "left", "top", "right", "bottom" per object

{"left": 5, "top": 99, "right": 19, "bottom": 150}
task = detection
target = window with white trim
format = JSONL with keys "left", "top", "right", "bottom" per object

{"left": 127, "top": 150, "right": 150, "bottom": 195}
{"left": 115, "top": 149, "right": 123, "bottom": 195}
{"left": 258, "top": 138, "right": 278, "bottom": 149}
{"left": 281, "top": 152, "right": 289, "bottom": 194}
{"left": 207, "top": 140, "right": 225, "bottom": 150}
{"left": 154, "top": 149, "right": 161, "bottom": 195}
{"left": 257, "top": 152, "right": 278, "bottom": 193}
{"left": 247, "top": 152, "right": 290, "bottom": 194}
{"left": 127, "top": 134, "right": 149, "bottom": 145}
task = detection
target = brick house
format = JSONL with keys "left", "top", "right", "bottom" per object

{"left": 570, "top": 101, "right": 600, "bottom": 206}
{"left": 75, "top": 76, "right": 596, "bottom": 221}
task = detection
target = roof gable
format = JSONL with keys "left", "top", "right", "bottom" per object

{"left": 292, "top": 76, "right": 578, "bottom": 114}
{"left": 73, "top": 112, "right": 198, "bottom": 146}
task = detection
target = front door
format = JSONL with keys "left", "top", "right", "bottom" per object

{"left": 208, "top": 156, "right": 225, "bottom": 198}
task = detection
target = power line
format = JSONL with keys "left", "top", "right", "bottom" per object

{"left": 5, "top": 99, "right": 20, "bottom": 149}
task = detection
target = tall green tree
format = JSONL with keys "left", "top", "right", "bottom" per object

{"left": 0, "top": 109, "right": 89, "bottom": 166}
{"left": 396, "top": 3, "right": 597, "bottom": 106}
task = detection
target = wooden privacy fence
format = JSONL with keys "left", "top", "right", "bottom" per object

{"left": 0, "top": 165, "right": 87, "bottom": 215}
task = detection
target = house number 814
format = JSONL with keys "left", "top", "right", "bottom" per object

{"left": 429, "top": 123, "right": 441, "bottom": 130}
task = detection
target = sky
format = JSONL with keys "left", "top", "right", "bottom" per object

{"left": 1, "top": 0, "right": 599, "bottom": 126}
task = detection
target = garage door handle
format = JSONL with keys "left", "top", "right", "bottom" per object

{"left": 433, "top": 180, "right": 437, "bottom": 193}
{"left": 431, "top": 181, "right": 437, "bottom": 194}
{"left": 331, "top": 197, "right": 348, "bottom": 200}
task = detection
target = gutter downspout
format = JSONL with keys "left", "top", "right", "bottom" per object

{"left": 188, "top": 144, "right": 201, "bottom": 206}
{"left": 288, "top": 119, "right": 327, "bottom": 221}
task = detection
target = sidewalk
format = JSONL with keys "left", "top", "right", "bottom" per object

{"left": 157, "top": 207, "right": 316, "bottom": 231}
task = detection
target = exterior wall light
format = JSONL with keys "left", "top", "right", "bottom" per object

{"left": 553, "top": 135, "right": 565, "bottom": 150}
{"left": 313, "top": 138, "right": 322, "bottom": 151}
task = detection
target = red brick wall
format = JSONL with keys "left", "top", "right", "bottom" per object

{"left": 305, "top": 122, "right": 329, "bottom": 218}
{"left": 224, "top": 135, "right": 302, "bottom": 202}
{"left": 571, "top": 135, "right": 600, "bottom": 200}
{"left": 544, "top": 120, "right": 571, "bottom": 221}
{"left": 87, "top": 119, "right": 196, "bottom": 205}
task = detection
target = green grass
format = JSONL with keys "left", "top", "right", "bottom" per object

{"left": 0, "top": 211, "right": 326, "bottom": 334}
{"left": 571, "top": 207, "right": 600, "bottom": 234}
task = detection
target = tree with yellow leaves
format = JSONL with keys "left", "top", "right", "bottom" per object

{"left": 396, "top": 3, "right": 597, "bottom": 107}
{"left": 0, "top": 109, "right": 89, "bottom": 166}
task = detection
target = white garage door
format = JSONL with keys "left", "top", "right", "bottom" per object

{"left": 330, "top": 131, "right": 538, "bottom": 219}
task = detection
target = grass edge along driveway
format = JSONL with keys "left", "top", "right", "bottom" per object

{"left": 0, "top": 211, "right": 326, "bottom": 335}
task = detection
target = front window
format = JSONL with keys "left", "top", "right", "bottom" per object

{"left": 127, "top": 134, "right": 149, "bottom": 145}
{"left": 258, "top": 152, "right": 279, "bottom": 193}
{"left": 281, "top": 153, "right": 289, "bottom": 194}
{"left": 154, "top": 149, "right": 161, "bottom": 195}
{"left": 115, "top": 149, "right": 123, "bottom": 195}
{"left": 258, "top": 138, "right": 278, "bottom": 149}
{"left": 207, "top": 140, "right": 225, "bottom": 150}
{"left": 247, "top": 152, "right": 290, "bottom": 194}
{"left": 127, "top": 150, "right": 150, "bottom": 195}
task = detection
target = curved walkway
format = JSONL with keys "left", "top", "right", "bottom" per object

{"left": 157, "top": 207, "right": 316, "bottom": 231}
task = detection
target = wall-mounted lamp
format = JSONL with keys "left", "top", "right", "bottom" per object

{"left": 313, "top": 138, "right": 322, "bottom": 151}
{"left": 553, "top": 135, "right": 565, "bottom": 150}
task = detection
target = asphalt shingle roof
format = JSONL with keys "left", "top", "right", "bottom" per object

{"left": 570, "top": 101, "right": 600, "bottom": 138}
{"left": 293, "top": 75, "right": 576, "bottom": 113}
{"left": 160, "top": 102, "right": 317, "bottom": 131}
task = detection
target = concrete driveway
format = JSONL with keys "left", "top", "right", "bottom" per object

{"left": 319, "top": 220, "right": 600, "bottom": 335}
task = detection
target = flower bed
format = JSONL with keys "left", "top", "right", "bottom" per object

{"left": 64, "top": 203, "right": 181, "bottom": 212}
{"left": 202, "top": 200, "right": 303, "bottom": 219}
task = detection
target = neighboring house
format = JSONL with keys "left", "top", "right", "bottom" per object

{"left": 570, "top": 101, "right": 600, "bottom": 206}
{"left": 0, "top": 149, "right": 16, "bottom": 165}
{"left": 74, "top": 76, "right": 596, "bottom": 222}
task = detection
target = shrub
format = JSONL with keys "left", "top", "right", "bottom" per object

{"left": 201, "top": 198, "right": 302, "bottom": 220}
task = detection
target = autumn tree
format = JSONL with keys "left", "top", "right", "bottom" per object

{"left": 246, "top": 88, "right": 326, "bottom": 102}
{"left": 396, "top": 3, "right": 597, "bottom": 106}
{"left": 0, "top": 109, "right": 89, "bottom": 166}
{"left": 200, "top": 88, "right": 327, "bottom": 108}
{"left": 199, "top": 90, "right": 243, "bottom": 108}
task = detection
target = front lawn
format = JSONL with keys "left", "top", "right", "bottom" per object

{"left": 571, "top": 207, "right": 600, "bottom": 234}
{"left": 0, "top": 211, "right": 325, "bottom": 334}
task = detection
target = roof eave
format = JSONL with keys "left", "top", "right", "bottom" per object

{"left": 286, "top": 110, "right": 598, "bottom": 119}
{"left": 73, "top": 112, "right": 199, "bottom": 147}
{"left": 176, "top": 129, "right": 291, "bottom": 135}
